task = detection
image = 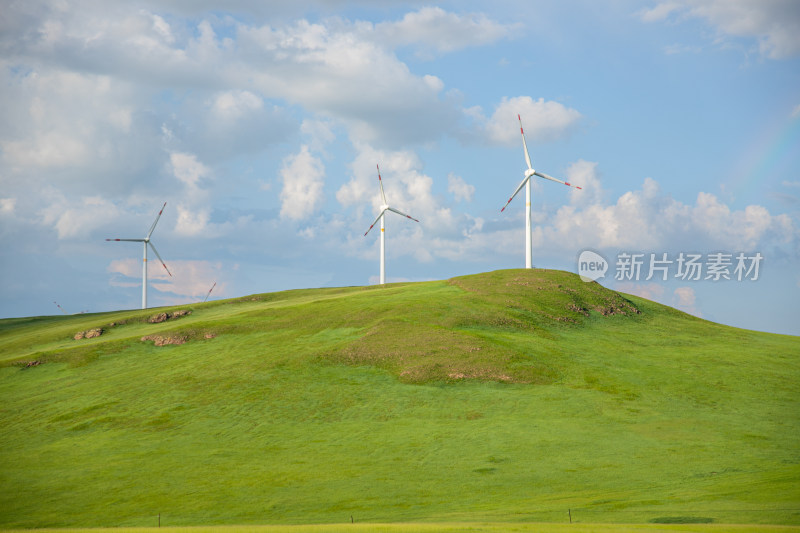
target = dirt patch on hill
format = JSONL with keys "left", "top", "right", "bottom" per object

{"left": 74, "top": 328, "right": 104, "bottom": 340}
{"left": 140, "top": 329, "right": 217, "bottom": 347}
{"left": 148, "top": 310, "right": 191, "bottom": 323}
{"left": 141, "top": 334, "right": 188, "bottom": 346}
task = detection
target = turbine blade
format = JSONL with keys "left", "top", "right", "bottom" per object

{"left": 147, "top": 241, "right": 172, "bottom": 277}
{"left": 500, "top": 175, "right": 530, "bottom": 212}
{"left": 519, "top": 114, "right": 533, "bottom": 170}
{"left": 364, "top": 209, "right": 386, "bottom": 236}
{"left": 146, "top": 202, "right": 167, "bottom": 239}
{"left": 106, "top": 238, "right": 145, "bottom": 242}
{"left": 534, "top": 170, "right": 582, "bottom": 189}
{"left": 386, "top": 206, "right": 419, "bottom": 223}
{"left": 377, "top": 164, "right": 387, "bottom": 205}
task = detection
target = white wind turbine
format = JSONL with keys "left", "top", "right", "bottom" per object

{"left": 364, "top": 164, "right": 419, "bottom": 285}
{"left": 501, "top": 114, "right": 582, "bottom": 268}
{"left": 106, "top": 202, "right": 172, "bottom": 309}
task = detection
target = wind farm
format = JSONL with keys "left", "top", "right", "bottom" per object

{"left": 2, "top": 112, "right": 796, "bottom": 532}
{"left": 1, "top": 269, "right": 798, "bottom": 529}
{"left": 2, "top": 1, "right": 799, "bottom": 531}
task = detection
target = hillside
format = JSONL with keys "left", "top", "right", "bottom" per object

{"left": 0, "top": 269, "right": 798, "bottom": 527}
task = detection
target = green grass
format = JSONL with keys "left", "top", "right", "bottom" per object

{"left": 2, "top": 525, "right": 799, "bottom": 533}
{"left": 0, "top": 269, "right": 798, "bottom": 528}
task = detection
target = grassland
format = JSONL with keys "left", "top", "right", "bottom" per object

{"left": 2, "top": 524, "right": 800, "bottom": 533}
{"left": 0, "top": 269, "right": 798, "bottom": 529}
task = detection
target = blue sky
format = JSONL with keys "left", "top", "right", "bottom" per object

{"left": 1, "top": 0, "right": 798, "bottom": 335}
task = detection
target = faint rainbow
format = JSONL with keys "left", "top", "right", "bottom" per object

{"left": 726, "top": 110, "right": 800, "bottom": 201}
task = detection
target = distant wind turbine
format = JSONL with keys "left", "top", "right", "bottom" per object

{"left": 364, "top": 164, "right": 419, "bottom": 285}
{"left": 203, "top": 281, "right": 216, "bottom": 303}
{"left": 106, "top": 202, "right": 172, "bottom": 309}
{"left": 54, "top": 301, "right": 68, "bottom": 314}
{"left": 501, "top": 114, "right": 582, "bottom": 268}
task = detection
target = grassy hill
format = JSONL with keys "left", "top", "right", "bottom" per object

{"left": 0, "top": 269, "right": 798, "bottom": 528}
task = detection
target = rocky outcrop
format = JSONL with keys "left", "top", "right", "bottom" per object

{"left": 147, "top": 310, "right": 192, "bottom": 324}
{"left": 74, "top": 328, "right": 103, "bottom": 340}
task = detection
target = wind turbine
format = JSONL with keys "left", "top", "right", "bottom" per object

{"left": 106, "top": 202, "right": 172, "bottom": 309}
{"left": 501, "top": 114, "right": 582, "bottom": 269}
{"left": 364, "top": 164, "right": 419, "bottom": 285}
{"left": 203, "top": 281, "right": 216, "bottom": 303}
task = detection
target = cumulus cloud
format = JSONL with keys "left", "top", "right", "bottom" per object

{"left": 534, "top": 165, "right": 797, "bottom": 254}
{"left": 640, "top": 0, "right": 800, "bottom": 59}
{"left": 108, "top": 258, "right": 226, "bottom": 300}
{"left": 565, "top": 160, "right": 604, "bottom": 206}
{"left": 485, "top": 96, "right": 582, "bottom": 145}
{"left": 238, "top": 17, "right": 461, "bottom": 145}
{"left": 448, "top": 173, "right": 475, "bottom": 202}
{"left": 0, "top": 198, "right": 17, "bottom": 215}
{"left": 40, "top": 195, "right": 120, "bottom": 239}
{"left": 375, "top": 6, "right": 519, "bottom": 56}
{"left": 171, "top": 152, "right": 211, "bottom": 189}
{"left": 2, "top": 3, "right": 492, "bottom": 155}
{"left": 615, "top": 282, "right": 666, "bottom": 302}
{"left": 174, "top": 205, "right": 210, "bottom": 236}
{"left": 210, "top": 89, "right": 263, "bottom": 120}
{"left": 280, "top": 145, "right": 325, "bottom": 220}
{"left": 673, "top": 286, "right": 702, "bottom": 316}
{"left": 0, "top": 68, "right": 164, "bottom": 200}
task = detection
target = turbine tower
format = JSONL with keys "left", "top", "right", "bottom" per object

{"left": 501, "top": 114, "right": 582, "bottom": 268}
{"left": 106, "top": 202, "right": 172, "bottom": 309}
{"left": 364, "top": 164, "right": 419, "bottom": 285}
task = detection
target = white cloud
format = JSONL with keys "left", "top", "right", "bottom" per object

{"left": 210, "top": 90, "right": 263, "bottom": 121}
{"left": 40, "top": 195, "right": 120, "bottom": 239}
{"left": 615, "top": 282, "right": 666, "bottom": 302}
{"left": 0, "top": 4, "right": 501, "bottom": 153}
{"left": 300, "top": 118, "right": 336, "bottom": 153}
{"left": 280, "top": 145, "right": 325, "bottom": 220}
{"left": 0, "top": 68, "right": 163, "bottom": 196}
{"left": 238, "top": 16, "right": 463, "bottom": 145}
{"left": 672, "top": 286, "right": 702, "bottom": 316}
{"left": 0, "top": 198, "right": 16, "bottom": 215}
{"left": 375, "top": 6, "right": 519, "bottom": 56}
{"left": 534, "top": 167, "right": 797, "bottom": 254}
{"left": 485, "top": 96, "right": 582, "bottom": 145}
{"left": 174, "top": 205, "right": 210, "bottom": 236}
{"left": 448, "top": 173, "right": 475, "bottom": 202}
{"left": 641, "top": 0, "right": 800, "bottom": 59}
{"left": 3, "top": 131, "right": 90, "bottom": 169}
{"left": 108, "top": 258, "right": 226, "bottom": 299}
{"left": 639, "top": 2, "right": 682, "bottom": 22}
{"left": 170, "top": 152, "right": 211, "bottom": 189}
{"left": 566, "top": 160, "right": 603, "bottom": 206}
